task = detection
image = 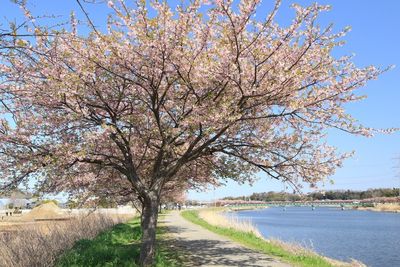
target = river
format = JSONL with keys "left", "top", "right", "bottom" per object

{"left": 234, "top": 207, "right": 400, "bottom": 267}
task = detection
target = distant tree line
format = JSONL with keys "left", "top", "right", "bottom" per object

{"left": 222, "top": 188, "right": 400, "bottom": 202}
{"left": 308, "top": 188, "right": 399, "bottom": 200}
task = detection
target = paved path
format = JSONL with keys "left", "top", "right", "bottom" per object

{"left": 161, "top": 211, "right": 291, "bottom": 267}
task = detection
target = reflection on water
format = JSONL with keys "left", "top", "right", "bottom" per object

{"left": 235, "top": 207, "right": 400, "bottom": 267}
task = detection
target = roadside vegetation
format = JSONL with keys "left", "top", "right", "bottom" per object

{"left": 182, "top": 209, "right": 365, "bottom": 267}
{"left": 0, "top": 214, "right": 122, "bottom": 267}
{"left": 57, "top": 215, "right": 183, "bottom": 267}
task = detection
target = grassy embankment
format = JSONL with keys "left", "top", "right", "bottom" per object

{"left": 355, "top": 203, "right": 400, "bottom": 213}
{"left": 181, "top": 209, "right": 363, "bottom": 267}
{"left": 57, "top": 215, "right": 183, "bottom": 267}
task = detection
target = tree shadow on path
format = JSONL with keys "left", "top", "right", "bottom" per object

{"left": 159, "top": 221, "right": 284, "bottom": 267}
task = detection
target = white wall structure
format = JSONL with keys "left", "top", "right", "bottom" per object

{"left": 64, "top": 205, "right": 137, "bottom": 216}
{"left": 0, "top": 198, "right": 31, "bottom": 209}
{"left": 0, "top": 199, "right": 7, "bottom": 209}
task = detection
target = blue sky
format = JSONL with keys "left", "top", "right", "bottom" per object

{"left": 1, "top": 1, "right": 399, "bottom": 201}
{"left": 191, "top": 0, "right": 400, "bottom": 200}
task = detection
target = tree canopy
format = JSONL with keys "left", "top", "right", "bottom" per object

{"left": 0, "top": 0, "right": 393, "bottom": 265}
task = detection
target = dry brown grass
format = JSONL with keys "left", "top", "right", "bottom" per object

{"left": 267, "top": 239, "right": 366, "bottom": 267}
{"left": 0, "top": 213, "right": 128, "bottom": 267}
{"left": 356, "top": 203, "right": 400, "bottom": 213}
{"left": 198, "top": 209, "right": 263, "bottom": 238}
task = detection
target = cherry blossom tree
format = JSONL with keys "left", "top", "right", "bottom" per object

{"left": 0, "top": 0, "right": 393, "bottom": 265}
{"left": 161, "top": 181, "right": 188, "bottom": 205}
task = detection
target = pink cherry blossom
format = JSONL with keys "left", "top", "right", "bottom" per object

{"left": 0, "top": 0, "right": 393, "bottom": 265}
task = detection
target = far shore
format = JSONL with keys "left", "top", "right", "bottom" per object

{"left": 227, "top": 205, "right": 268, "bottom": 212}
{"left": 353, "top": 203, "right": 400, "bottom": 213}
{"left": 221, "top": 201, "right": 400, "bottom": 213}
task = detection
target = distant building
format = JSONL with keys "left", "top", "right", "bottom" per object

{"left": 0, "top": 199, "right": 6, "bottom": 209}
{"left": 0, "top": 190, "right": 34, "bottom": 209}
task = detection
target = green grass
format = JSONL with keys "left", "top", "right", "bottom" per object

{"left": 181, "top": 210, "right": 335, "bottom": 267}
{"left": 56, "top": 216, "right": 182, "bottom": 267}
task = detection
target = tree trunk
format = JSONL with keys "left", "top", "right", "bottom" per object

{"left": 139, "top": 193, "right": 160, "bottom": 266}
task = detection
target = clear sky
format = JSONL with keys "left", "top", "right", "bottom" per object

{"left": 1, "top": 1, "right": 399, "bottom": 201}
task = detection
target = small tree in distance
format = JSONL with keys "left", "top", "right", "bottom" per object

{"left": 0, "top": 0, "right": 395, "bottom": 265}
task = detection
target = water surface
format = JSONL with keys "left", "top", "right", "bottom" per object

{"left": 235, "top": 207, "right": 400, "bottom": 267}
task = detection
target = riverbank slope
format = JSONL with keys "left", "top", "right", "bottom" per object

{"left": 164, "top": 210, "right": 290, "bottom": 266}
{"left": 354, "top": 203, "right": 400, "bottom": 213}
{"left": 182, "top": 209, "right": 365, "bottom": 267}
